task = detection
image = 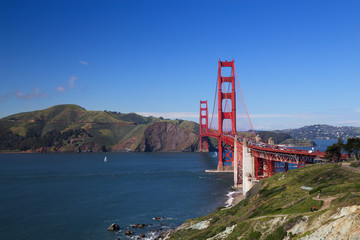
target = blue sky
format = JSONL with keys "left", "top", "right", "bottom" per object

{"left": 1, "top": 0, "right": 359, "bottom": 130}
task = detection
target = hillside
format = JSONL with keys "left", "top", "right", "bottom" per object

{"left": 169, "top": 163, "right": 360, "bottom": 239}
{"left": 277, "top": 124, "right": 360, "bottom": 140}
{"left": 0, "top": 105, "right": 200, "bottom": 153}
{"left": 255, "top": 131, "right": 315, "bottom": 147}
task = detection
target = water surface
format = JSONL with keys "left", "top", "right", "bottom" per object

{"left": 0, "top": 152, "right": 233, "bottom": 240}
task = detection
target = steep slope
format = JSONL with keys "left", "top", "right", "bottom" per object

{"left": 170, "top": 164, "right": 360, "bottom": 239}
{"left": 134, "top": 122, "right": 199, "bottom": 152}
{"left": 0, "top": 105, "right": 200, "bottom": 153}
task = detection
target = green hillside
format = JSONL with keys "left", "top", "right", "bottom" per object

{"left": 0, "top": 105, "right": 199, "bottom": 153}
{"left": 170, "top": 163, "right": 360, "bottom": 239}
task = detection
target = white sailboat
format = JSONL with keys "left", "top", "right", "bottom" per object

{"left": 104, "top": 156, "right": 108, "bottom": 162}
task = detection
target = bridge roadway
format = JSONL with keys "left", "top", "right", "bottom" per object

{"left": 202, "top": 130, "right": 323, "bottom": 165}
{"left": 201, "top": 130, "right": 325, "bottom": 195}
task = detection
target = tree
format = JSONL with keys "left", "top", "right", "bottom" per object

{"left": 342, "top": 138, "right": 360, "bottom": 162}
{"left": 353, "top": 138, "right": 360, "bottom": 162}
{"left": 325, "top": 138, "right": 343, "bottom": 162}
{"left": 344, "top": 138, "right": 356, "bottom": 158}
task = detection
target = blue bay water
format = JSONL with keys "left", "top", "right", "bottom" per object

{"left": 0, "top": 152, "right": 233, "bottom": 240}
{"left": 292, "top": 139, "right": 338, "bottom": 152}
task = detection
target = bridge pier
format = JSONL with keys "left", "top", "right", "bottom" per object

{"left": 233, "top": 135, "right": 242, "bottom": 188}
{"left": 242, "top": 138, "right": 255, "bottom": 196}
{"left": 234, "top": 136, "right": 239, "bottom": 187}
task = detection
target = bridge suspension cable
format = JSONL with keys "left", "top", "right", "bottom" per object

{"left": 235, "top": 65, "right": 256, "bottom": 138}
{"left": 209, "top": 71, "right": 218, "bottom": 130}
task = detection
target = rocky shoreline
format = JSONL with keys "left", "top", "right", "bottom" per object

{"left": 106, "top": 189, "right": 243, "bottom": 240}
{"left": 156, "top": 189, "right": 245, "bottom": 239}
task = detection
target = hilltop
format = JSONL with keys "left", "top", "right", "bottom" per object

{"left": 254, "top": 131, "right": 316, "bottom": 147}
{"left": 169, "top": 163, "right": 360, "bottom": 239}
{"left": 0, "top": 104, "right": 200, "bottom": 153}
{"left": 277, "top": 124, "right": 360, "bottom": 140}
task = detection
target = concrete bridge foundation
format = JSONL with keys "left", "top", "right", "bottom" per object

{"left": 242, "top": 138, "right": 255, "bottom": 196}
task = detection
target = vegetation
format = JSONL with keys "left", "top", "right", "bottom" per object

{"left": 325, "top": 139, "right": 344, "bottom": 162}
{"left": 343, "top": 138, "right": 360, "bottom": 159}
{"left": 170, "top": 164, "right": 360, "bottom": 239}
{"left": 0, "top": 104, "right": 199, "bottom": 152}
{"left": 256, "top": 131, "right": 292, "bottom": 144}
{"left": 325, "top": 138, "right": 360, "bottom": 162}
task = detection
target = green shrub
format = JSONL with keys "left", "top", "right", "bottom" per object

{"left": 248, "top": 230, "right": 262, "bottom": 240}
{"left": 264, "top": 225, "right": 287, "bottom": 240}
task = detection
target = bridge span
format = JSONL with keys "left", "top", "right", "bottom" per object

{"left": 199, "top": 60, "right": 324, "bottom": 195}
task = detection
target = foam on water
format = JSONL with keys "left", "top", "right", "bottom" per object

{"left": 225, "top": 190, "right": 242, "bottom": 207}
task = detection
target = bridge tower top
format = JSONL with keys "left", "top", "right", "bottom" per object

{"left": 199, "top": 100, "right": 209, "bottom": 152}
{"left": 218, "top": 59, "right": 236, "bottom": 135}
{"left": 199, "top": 100, "right": 208, "bottom": 135}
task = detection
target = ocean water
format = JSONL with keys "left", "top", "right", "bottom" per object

{"left": 292, "top": 139, "right": 338, "bottom": 152}
{"left": 0, "top": 152, "right": 233, "bottom": 240}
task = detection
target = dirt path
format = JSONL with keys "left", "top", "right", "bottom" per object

{"left": 313, "top": 196, "right": 337, "bottom": 210}
{"left": 341, "top": 162, "right": 360, "bottom": 173}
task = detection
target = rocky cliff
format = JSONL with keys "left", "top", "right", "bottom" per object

{"left": 134, "top": 122, "right": 199, "bottom": 152}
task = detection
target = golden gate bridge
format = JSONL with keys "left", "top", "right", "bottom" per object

{"left": 199, "top": 60, "right": 325, "bottom": 195}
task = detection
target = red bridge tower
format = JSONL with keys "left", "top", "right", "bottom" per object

{"left": 199, "top": 100, "right": 209, "bottom": 152}
{"left": 217, "top": 60, "right": 236, "bottom": 171}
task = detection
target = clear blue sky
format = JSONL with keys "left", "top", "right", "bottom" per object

{"left": 1, "top": 0, "right": 359, "bottom": 130}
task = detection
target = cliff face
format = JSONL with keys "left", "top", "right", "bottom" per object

{"left": 135, "top": 122, "right": 199, "bottom": 152}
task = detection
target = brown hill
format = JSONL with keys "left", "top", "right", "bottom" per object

{"left": 0, "top": 104, "right": 200, "bottom": 153}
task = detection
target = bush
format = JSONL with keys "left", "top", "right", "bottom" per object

{"left": 248, "top": 230, "right": 262, "bottom": 239}
{"left": 349, "top": 162, "right": 360, "bottom": 168}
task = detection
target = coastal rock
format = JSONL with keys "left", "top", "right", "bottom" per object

{"left": 207, "top": 225, "right": 236, "bottom": 240}
{"left": 107, "top": 223, "right": 120, "bottom": 231}
{"left": 154, "top": 228, "right": 175, "bottom": 240}
{"left": 125, "top": 229, "right": 134, "bottom": 236}
{"left": 298, "top": 205, "right": 360, "bottom": 240}
{"left": 131, "top": 223, "right": 147, "bottom": 228}
{"left": 189, "top": 220, "right": 211, "bottom": 230}
{"left": 139, "top": 233, "right": 146, "bottom": 238}
{"left": 177, "top": 219, "right": 212, "bottom": 231}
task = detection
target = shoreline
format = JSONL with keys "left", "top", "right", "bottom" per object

{"left": 226, "top": 186, "right": 245, "bottom": 207}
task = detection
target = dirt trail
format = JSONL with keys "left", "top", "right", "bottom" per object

{"left": 341, "top": 162, "right": 360, "bottom": 173}
{"left": 313, "top": 196, "right": 337, "bottom": 210}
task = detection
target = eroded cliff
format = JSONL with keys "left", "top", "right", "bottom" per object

{"left": 134, "top": 122, "right": 199, "bottom": 152}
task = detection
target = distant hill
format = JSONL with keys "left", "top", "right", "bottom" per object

{"left": 0, "top": 104, "right": 200, "bottom": 153}
{"left": 277, "top": 124, "right": 360, "bottom": 140}
{"left": 254, "top": 131, "right": 315, "bottom": 147}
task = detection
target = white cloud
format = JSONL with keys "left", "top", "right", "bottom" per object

{"left": 79, "top": 60, "right": 88, "bottom": 66}
{"left": 68, "top": 76, "right": 79, "bottom": 88}
{"left": 15, "top": 87, "right": 48, "bottom": 100}
{"left": 56, "top": 86, "right": 66, "bottom": 93}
